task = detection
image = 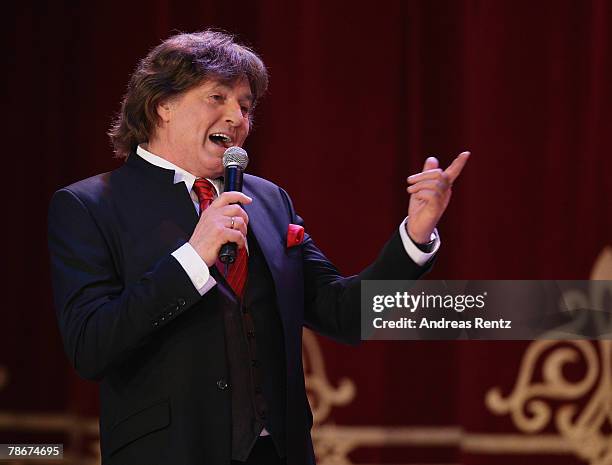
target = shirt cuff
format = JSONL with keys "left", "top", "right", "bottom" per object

{"left": 171, "top": 243, "right": 217, "bottom": 296}
{"left": 398, "top": 217, "right": 441, "bottom": 266}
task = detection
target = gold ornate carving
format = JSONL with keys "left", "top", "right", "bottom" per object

{"left": 303, "top": 329, "right": 356, "bottom": 424}
{"left": 303, "top": 328, "right": 576, "bottom": 465}
{"left": 312, "top": 425, "right": 461, "bottom": 465}
{"left": 486, "top": 247, "right": 612, "bottom": 465}
{"left": 487, "top": 340, "right": 612, "bottom": 464}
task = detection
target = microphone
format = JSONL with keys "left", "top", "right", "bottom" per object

{"left": 219, "top": 146, "right": 249, "bottom": 264}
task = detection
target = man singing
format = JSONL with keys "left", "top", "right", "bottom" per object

{"left": 48, "top": 30, "right": 468, "bottom": 465}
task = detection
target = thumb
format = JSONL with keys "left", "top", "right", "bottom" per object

{"left": 422, "top": 156, "right": 439, "bottom": 172}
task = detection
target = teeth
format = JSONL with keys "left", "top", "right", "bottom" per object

{"left": 210, "top": 133, "right": 232, "bottom": 143}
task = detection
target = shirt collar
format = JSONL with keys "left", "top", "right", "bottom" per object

{"left": 136, "top": 144, "right": 222, "bottom": 196}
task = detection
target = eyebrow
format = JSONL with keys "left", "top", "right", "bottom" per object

{"left": 210, "top": 83, "right": 254, "bottom": 104}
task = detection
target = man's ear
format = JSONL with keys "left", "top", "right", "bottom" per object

{"left": 156, "top": 100, "right": 172, "bottom": 123}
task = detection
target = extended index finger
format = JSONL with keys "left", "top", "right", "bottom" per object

{"left": 444, "top": 151, "right": 470, "bottom": 183}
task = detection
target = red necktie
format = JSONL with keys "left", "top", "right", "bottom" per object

{"left": 192, "top": 178, "right": 248, "bottom": 298}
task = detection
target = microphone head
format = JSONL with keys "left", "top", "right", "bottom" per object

{"left": 223, "top": 146, "right": 249, "bottom": 170}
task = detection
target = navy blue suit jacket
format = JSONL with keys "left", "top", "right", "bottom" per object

{"left": 48, "top": 153, "right": 431, "bottom": 464}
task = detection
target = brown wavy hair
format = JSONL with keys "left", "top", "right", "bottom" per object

{"left": 108, "top": 30, "right": 269, "bottom": 159}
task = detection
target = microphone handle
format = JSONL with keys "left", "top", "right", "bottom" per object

{"left": 219, "top": 242, "right": 237, "bottom": 264}
{"left": 219, "top": 165, "right": 244, "bottom": 264}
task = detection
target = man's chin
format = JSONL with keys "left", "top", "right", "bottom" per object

{"left": 200, "top": 157, "right": 224, "bottom": 179}
{"left": 200, "top": 144, "right": 237, "bottom": 177}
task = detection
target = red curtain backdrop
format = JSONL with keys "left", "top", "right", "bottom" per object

{"left": 4, "top": 1, "right": 611, "bottom": 464}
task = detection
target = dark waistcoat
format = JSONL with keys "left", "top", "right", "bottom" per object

{"left": 217, "top": 230, "right": 287, "bottom": 461}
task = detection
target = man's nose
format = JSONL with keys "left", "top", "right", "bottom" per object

{"left": 224, "top": 101, "right": 245, "bottom": 126}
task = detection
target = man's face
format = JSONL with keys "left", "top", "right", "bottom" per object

{"left": 152, "top": 77, "right": 253, "bottom": 178}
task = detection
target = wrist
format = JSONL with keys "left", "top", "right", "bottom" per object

{"left": 189, "top": 240, "right": 215, "bottom": 267}
{"left": 405, "top": 222, "right": 431, "bottom": 245}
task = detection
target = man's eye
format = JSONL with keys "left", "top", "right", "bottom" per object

{"left": 211, "top": 94, "right": 224, "bottom": 102}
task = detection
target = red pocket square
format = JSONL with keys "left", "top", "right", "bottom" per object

{"left": 286, "top": 224, "right": 304, "bottom": 248}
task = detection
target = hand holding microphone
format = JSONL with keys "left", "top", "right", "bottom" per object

{"left": 188, "top": 147, "right": 250, "bottom": 267}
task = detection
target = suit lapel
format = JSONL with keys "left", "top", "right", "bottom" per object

{"left": 242, "top": 182, "right": 285, "bottom": 287}
{"left": 242, "top": 179, "right": 303, "bottom": 339}
{"left": 126, "top": 153, "right": 199, "bottom": 246}
{"left": 169, "top": 181, "right": 199, "bottom": 235}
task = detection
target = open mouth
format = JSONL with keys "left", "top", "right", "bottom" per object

{"left": 209, "top": 133, "right": 234, "bottom": 149}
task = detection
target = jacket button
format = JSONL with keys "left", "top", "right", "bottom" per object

{"left": 152, "top": 321, "right": 159, "bottom": 327}
{"left": 178, "top": 298, "right": 186, "bottom": 307}
{"left": 216, "top": 379, "right": 229, "bottom": 390}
